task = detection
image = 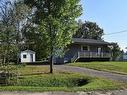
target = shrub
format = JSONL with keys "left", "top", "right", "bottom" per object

{"left": 0, "top": 65, "right": 18, "bottom": 86}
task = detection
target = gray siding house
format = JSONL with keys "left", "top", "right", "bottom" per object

{"left": 56, "top": 38, "right": 112, "bottom": 63}
{"left": 116, "top": 53, "right": 127, "bottom": 61}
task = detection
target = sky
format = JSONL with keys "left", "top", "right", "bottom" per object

{"left": 79, "top": 0, "right": 127, "bottom": 52}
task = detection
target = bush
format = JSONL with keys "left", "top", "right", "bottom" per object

{"left": 0, "top": 65, "right": 18, "bottom": 86}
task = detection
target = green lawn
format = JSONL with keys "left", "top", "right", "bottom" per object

{"left": 69, "top": 62, "right": 127, "bottom": 74}
{"left": 17, "top": 65, "right": 50, "bottom": 75}
{"left": 0, "top": 65, "right": 125, "bottom": 91}
{"left": 0, "top": 74, "right": 123, "bottom": 92}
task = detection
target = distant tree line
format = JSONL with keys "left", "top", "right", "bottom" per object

{"left": 74, "top": 20, "right": 104, "bottom": 40}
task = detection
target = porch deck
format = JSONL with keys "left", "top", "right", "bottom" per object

{"left": 71, "top": 51, "right": 111, "bottom": 62}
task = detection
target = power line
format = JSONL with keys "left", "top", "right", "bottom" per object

{"left": 104, "top": 30, "right": 127, "bottom": 36}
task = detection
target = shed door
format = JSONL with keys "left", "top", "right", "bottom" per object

{"left": 30, "top": 54, "right": 33, "bottom": 62}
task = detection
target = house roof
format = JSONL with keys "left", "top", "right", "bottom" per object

{"left": 21, "top": 50, "right": 35, "bottom": 54}
{"left": 72, "top": 38, "right": 110, "bottom": 45}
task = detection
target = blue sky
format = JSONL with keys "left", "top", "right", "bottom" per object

{"left": 79, "top": 0, "right": 127, "bottom": 51}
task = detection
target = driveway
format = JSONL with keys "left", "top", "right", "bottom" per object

{"left": 55, "top": 65, "right": 127, "bottom": 83}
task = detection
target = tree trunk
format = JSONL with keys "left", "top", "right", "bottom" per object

{"left": 50, "top": 55, "right": 53, "bottom": 73}
{"left": 47, "top": 0, "right": 54, "bottom": 74}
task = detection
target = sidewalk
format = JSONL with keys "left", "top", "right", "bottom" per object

{"left": 0, "top": 90, "right": 127, "bottom": 95}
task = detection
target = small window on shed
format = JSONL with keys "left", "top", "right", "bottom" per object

{"left": 23, "top": 54, "right": 27, "bottom": 58}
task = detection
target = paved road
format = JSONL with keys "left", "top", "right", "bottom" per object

{"left": 0, "top": 90, "right": 127, "bottom": 95}
{"left": 55, "top": 65, "right": 127, "bottom": 83}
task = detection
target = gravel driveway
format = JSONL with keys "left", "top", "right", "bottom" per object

{"left": 54, "top": 65, "right": 127, "bottom": 83}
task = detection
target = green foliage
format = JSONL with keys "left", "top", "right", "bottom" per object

{"left": 75, "top": 21, "right": 104, "bottom": 40}
{"left": 23, "top": 0, "right": 82, "bottom": 60}
{"left": 23, "top": 26, "right": 51, "bottom": 60}
{"left": 0, "top": 65, "right": 18, "bottom": 85}
{"left": 24, "top": 0, "right": 82, "bottom": 73}
{"left": 0, "top": 0, "right": 30, "bottom": 63}
{"left": 111, "top": 43, "right": 121, "bottom": 61}
{"left": 0, "top": 0, "right": 30, "bottom": 85}
{"left": 41, "top": 0, "right": 82, "bottom": 55}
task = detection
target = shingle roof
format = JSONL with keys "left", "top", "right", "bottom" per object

{"left": 72, "top": 38, "right": 110, "bottom": 45}
{"left": 21, "top": 50, "right": 35, "bottom": 54}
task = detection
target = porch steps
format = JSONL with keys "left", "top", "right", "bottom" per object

{"left": 71, "top": 52, "right": 79, "bottom": 62}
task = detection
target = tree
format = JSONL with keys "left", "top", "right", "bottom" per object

{"left": 0, "top": 0, "right": 16, "bottom": 64}
{"left": 22, "top": 25, "right": 50, "bottom": 60}
{"left": 24, "top": 0, "right": 82, "bottom": 73}
{"left": 74, "top": 21, "right": 104, "bottom": 40}
{"left": 111, "top": 43, "right": 121, "bottom": 61}
{"left": 0, "top": 0, "right": 31, "bottom": 64}
{"left": 0, "top": 0, "right": 18, "bottom": 85}
{"left": 0, "top": 0, "right": 30, "bottom": 85}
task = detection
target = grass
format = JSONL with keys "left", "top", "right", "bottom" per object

{"left": 17, "top": 73, "right": 90, "bottom": 87}
{"left": 68, "top": 62, "right": 127, "bottom": 74}
{"left": 0, "top": 64, "right": 125, "bottom": 92}
{"left": 0, "top": 74, "right": 123, "bottom": 92}
{"left": 17, "top": 65, "right": 50, "bottom": 75}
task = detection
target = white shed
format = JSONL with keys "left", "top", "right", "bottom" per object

{"left": 20, "top": 50, "right": 36, "bottom": 63}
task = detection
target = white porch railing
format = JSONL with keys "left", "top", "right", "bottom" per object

{"left": 79, "top": 51, "right": 111, "bottom": 58}
{"left": 71, "top": 51, "right": 111, "bottom": 62}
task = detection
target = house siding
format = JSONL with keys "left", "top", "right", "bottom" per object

{"left": 64, "top": 44, "right": 81, "bottom": 62}
{"left": 55, "top": 44, "right": 111, "bottom": 63}
{"left": 20, "top": 51, "right": 35, "bottom": 63}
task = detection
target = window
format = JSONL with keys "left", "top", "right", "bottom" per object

{"left": 82, "top": 46, "right": 89, "bottom": 51}
{"left": 83, "top": 46, "right": 88, "bottom": 50}
{"left": 23, "top": 54, "right": 27, "bottom": 58}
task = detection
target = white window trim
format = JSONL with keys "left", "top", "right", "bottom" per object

{"left": 23, "top": 54, "right": 27, "bottom": 59}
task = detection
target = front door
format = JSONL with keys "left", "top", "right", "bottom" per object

{"left": 98, "top": 47, "right": 101, "bottom": 56}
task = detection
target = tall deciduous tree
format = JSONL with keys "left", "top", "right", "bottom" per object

{"left": 75, "top": 21, "right": 104, "bottom": 40}
{"left": 111, "top": 43, "right": 121, "bottom": 61}
{"left": 0, "top": 0, "right": 30, "bottom": 63}
{"left": 0, "top": 0, "right": 17, "bottom": 64}
{"left": 0, "top": 0, "right": 31, "bottom": 85}
{"left": 24, "top": 0, "right": 82, "bottom": 73}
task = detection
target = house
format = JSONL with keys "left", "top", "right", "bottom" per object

{"left": 123, "top": 53, "right": 127, "bottom": 60}
{"left": 55, "top": 38, "right": 112, "bottom": 63}
{"left": 116, "top": 52, "right": 127, "bottom": 61}
{"left": 20, "top": 50, "right": 36, "bottom": 63}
